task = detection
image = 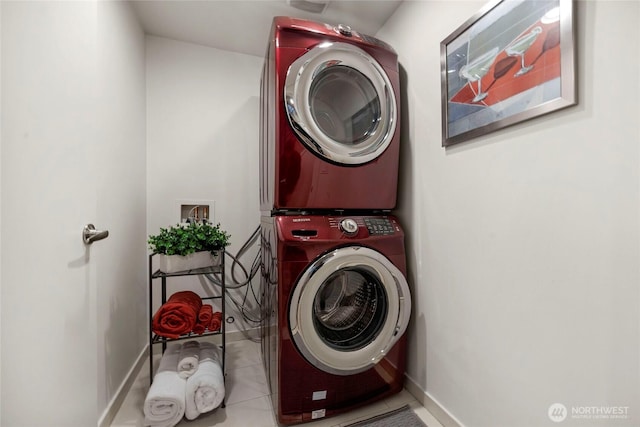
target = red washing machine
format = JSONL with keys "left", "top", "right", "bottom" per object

{"left": 259, "top": 17, "right": 402, "bottom": 213}
{"left": 260, "top": 214, "right": 411, "bottom": 425}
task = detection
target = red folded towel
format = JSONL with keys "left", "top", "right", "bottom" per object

{"left": 152, "top": 291, "right": 202, "bottom": 339}
{"left": 193, "top": 304, "right": 213, "bottom": 335}
{"left": 209, "top": 311, "right": 223, "bottom": 332}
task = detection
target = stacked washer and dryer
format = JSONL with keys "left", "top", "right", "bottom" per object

{"left": 259, "top": 17, "right": 411, "bottom": 425}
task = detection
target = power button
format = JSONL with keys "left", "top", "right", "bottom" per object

{"left": 339, "top": 218, "right": 359, "bottom": 236}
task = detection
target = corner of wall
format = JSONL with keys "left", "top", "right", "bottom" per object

{"left": 405, "top": 375, "right": 463, "bottom": 427}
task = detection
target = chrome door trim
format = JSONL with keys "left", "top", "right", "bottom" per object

{"left": 284, "top": 42, "right": 397, "bottom": 165}
{"left": 289, "top": 246, "right": 410, "bottom": 375}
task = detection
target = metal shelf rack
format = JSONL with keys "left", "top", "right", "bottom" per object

{"left": 148, "top": 254, "right": 226, "bottom": 388}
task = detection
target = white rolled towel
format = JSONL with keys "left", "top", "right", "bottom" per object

{"left": 178, "top": 340, "right": 200, "bottom": 379}
{"left": 184, "top": 342, "right": 225, "bottom": 420}
{"left": 144, "top": 344, "right": 186, "bottom": 427}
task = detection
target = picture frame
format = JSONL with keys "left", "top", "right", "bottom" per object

{"left": 440, "top": 0, "right": 576, "bottom": 147}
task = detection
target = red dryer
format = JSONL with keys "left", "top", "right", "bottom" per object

{"left": 260, "top": 17, "right": 402, "bottom": 213}
{"left": 260, "top": 215, "right": 411, "bottom": 425}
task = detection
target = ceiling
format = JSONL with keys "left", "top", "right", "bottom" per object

{"left": 130, "top": 0, "right": 403, "bottom": 57}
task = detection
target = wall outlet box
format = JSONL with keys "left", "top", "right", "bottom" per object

{"left": 177, "top": 199, "right": 215, "bottom": 224}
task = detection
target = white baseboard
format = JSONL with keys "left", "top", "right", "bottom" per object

{"left": 98, "top": 345, "right": 149, "bottom": 427}
{"left": 405, "top": 374, "right": 464, "bottom": 427}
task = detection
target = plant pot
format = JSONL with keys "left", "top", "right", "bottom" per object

{"left": 158, "top": 250, "right": 222, "bottom": 273}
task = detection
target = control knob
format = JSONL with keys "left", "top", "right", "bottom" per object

{"left": 337, "top": 24, "right": 352, "bottom": 36}
{"left": 339, "top": 218, "right": 359, "bottom": 236}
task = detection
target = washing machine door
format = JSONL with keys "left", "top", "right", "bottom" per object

{"left": 284, "top": 42, "right": 397, "bottom": 165}
{"left": 289, "top": 246, "right": 410, "bottom": 375}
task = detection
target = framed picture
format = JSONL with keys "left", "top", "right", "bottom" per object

{"left": 440, "top": 0, "right": 576, "bottom": 147}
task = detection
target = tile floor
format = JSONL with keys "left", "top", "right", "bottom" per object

{"left": 111, "top": 338, "right": 443, "bottom": 427}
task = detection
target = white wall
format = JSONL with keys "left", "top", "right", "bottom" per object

{"left": 95, "top": 1, "right": 147, "bottom": 422}
{"left": 146, "top": 36, "right": 262, "bottom": 334}
{"left": 377, "top": 1, "right": 639, "bottom": 426}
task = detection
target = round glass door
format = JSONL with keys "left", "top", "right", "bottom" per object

{"left": 284, "top": 42, "right": 397, "bottom": 165}
{"left": 313, "top": 268, "right": 388, "bottom": 351}
{"left": 289, "top": 246, "right": 410, "bottom": 375}
{"left": 309, "top": 67, "right": 380, "bottom": 146}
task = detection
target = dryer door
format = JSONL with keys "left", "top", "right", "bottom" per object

{"left": 284, "top": 42, "right": 397, "bottom": 165}
{"left": 289, "top": 246, "right": 410, "bottom": 375}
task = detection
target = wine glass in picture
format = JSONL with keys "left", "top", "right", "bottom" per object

{"left": 531, "top": 7, "right": 561, "bottom": 67}
{"left": 531, "top": 26, "right": 560, "bottom": 67}
{"left": 484, "top": 56, "right": 518, "bottom": 93}
{"left": 459, "top": 47, "right": 499, "bottom": 103}
{"left": 505, "top": 26, "right": 543, "bottom": 77}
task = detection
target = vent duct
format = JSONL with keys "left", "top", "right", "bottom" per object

{"left": 287, "top": 0, "right": 330, "bottom": 14}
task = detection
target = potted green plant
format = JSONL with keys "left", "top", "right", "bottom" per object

{"left": 148, "top": 222, "right": 230, "bottom": 273}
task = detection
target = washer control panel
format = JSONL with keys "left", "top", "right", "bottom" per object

{"left": 364, "top": 217, "right": 396, "bottom": 236}
{"left": 324, "top": 216, "right": 400, "bottom": 238}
